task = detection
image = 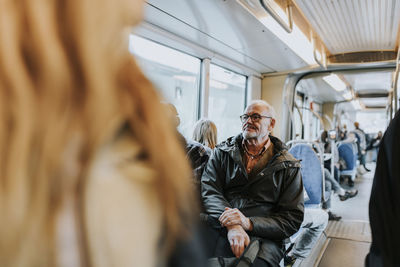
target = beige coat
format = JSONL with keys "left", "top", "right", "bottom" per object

{"left": 57, "top": 131, "right": 163, "bottom": 267}
{"left": 86, "top": 132, "right": 163, "bottom": 267}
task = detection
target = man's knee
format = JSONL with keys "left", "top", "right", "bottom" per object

{"left": 257, "top": 239, "right": 284, "bottom": 266}
{"left": 302, "top": 208, "right": 329, "bottom": 229}
{"left": 252, "top": 258, "right": 273, "bottom": 267}
{"left": 200, "top": 220, "right": 225, "bottom": 257}
{"left": 310, "top": 209, "right": 328, "bottom": 227}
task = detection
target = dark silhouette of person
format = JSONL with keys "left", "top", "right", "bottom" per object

{"left": 366, "top": 111, "right": 400, "bottom": 267}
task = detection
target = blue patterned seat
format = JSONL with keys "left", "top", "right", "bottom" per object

{"left": 289, "top": 144, "right": 326, "bottom": 206}
{"left": 287, "top": 143, "right": 327, "bottom": 245}
{"left": 338, "top": 142, "right": 357, "bottom": 181}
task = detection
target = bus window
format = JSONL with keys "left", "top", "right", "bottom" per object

{"left": 311, "top": 102, "right": 322, "bottom": 140}
{"left": 129, "top": 35, "right": 201, "bottom": 138}
{"left": 355, "top": 111, "right": 387, "bottom": 134}
{"left": 208, "top": 64, "right": 246, "bottom": 142}
{"left": 293, "top": 92, "right": 305, "bottom": 139}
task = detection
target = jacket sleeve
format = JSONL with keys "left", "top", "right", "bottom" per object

{"left": 201, "top": 149, "right": 232, "bottom": 219}
{"left": 248, "top": 166, "right": 304, "bottom": 240}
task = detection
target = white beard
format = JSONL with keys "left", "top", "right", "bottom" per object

{"left": 243, "top": 130, "right": 258, "bottom": 139}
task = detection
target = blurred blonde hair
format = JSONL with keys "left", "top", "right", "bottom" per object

{"left": 0, "top": 0, "right": 192, "bottom": 266}
{"left": 193, "top": 119, "right": 218, "bottom": 149}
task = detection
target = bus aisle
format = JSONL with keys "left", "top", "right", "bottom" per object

{"left": 299, "top": 162, "right": 375, "bottom": 267}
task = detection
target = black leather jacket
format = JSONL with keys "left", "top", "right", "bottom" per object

{"left": 201, "top": 134, "right": 304, "bottom": 242}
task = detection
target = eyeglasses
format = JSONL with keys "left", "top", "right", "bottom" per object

{"left": 240, "top": 113, "right": 272, "bottom": 123}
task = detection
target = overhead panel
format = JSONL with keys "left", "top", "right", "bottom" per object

{"left": 360, "top": 97, "right": 389, "bottom": 109}
{"left": 342, "top": 71, "right": 392, "bottom": 92}
{"left": 142, "top": 0, "right": 310, "bottom": 74}
{"left": 356, "top": 91, "right": 389, "bottom": 98}
{"left": 293, "top": 0, "right": 400, "bottom": 54}
{"left": 360, "top": 98, "right": 389, "bottom": 106}
{"left": 296, "top": 76, "right": 345, "bottom": 103}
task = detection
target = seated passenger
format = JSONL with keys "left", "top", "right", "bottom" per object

{"left": 193, "top": 119, "right": 218, "bottom": 149}
{"left": 320, "top": 130, "right": 340, "bottom": 181}
{"left": 165, "top": 103, "right": 211, "bottom": 183}
{"left": 340, "top": 132, "right": 359, "bottom": 186}
{"left": 163, "top": 106, "right": 209, "bottom": 267}
{"left": 339, "top": 124, "right": 348, "bottom": 140}
{"left": 324, "top": 168, "right": 358, "bottom": 201}
{"left": 322, "top": 169, "right": 357, "bottom": 221}
{"left": 201, "top": 100, "right": 304, "bottom": 266}
{"left": 311, "top": 139, "right": 357, "bottom": 220}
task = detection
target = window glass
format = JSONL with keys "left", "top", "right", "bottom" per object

{"left": 355, "top": 111, "right": 387, "bottom": 134}
{"left": 302, "top": 99, "right": 310, "bottom": 140}
{"left": 129, "top": 35, "right": 200, "bottom": 138}
{"left": 311, "top": 102, "right": 322, "bottom": 140}
{"left": 301, "top": 101, "right": 322, "bottom": 141}
{"left": 208, "top": 64, "right": 246, "bottom": 142}
{"left": 293, "top": 93, "right": 305, "bottom": 139}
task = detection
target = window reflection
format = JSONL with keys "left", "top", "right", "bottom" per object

{"left": 355, "top": 112, "right": 386, "bottom": 134}
{"left": 294, "top": 92, "right": 305, "bottom": 139}
{"left": 208, "top": 64, "right": 246, "bottom": 142}
{"left": 129, "top": 35, "right": 200, "bottom": 138}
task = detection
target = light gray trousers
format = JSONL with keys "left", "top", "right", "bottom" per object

{"left": 290, "top": 208, "right": 328, "bottom": 259}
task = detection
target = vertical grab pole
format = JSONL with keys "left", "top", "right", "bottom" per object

{"left": 392, "top": 47, "right": 400, "bottom": 114}
{"left": 330, "top": 139, "right": 335, "bottom": 181}
{"left": 199, "top": 58, "right": 211, "bottom": 118}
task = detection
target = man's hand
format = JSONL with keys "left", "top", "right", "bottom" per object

{"left": 219, "top": 207, "right": 253, "bottom": 231}
{"left": 227, "top": 225, "right": 250, "bottom": 258}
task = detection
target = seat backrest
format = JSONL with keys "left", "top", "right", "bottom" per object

{"left": 338, "top": 143, "right": 357, "bottom": 170}
{"left": 289, "top": 144, "right": 323, "bottom": 205}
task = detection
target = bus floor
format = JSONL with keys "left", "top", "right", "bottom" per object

{"left": 296, "top": 162, "right": 375, "bottom": 267}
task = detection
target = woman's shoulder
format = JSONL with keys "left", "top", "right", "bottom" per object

{"left": 85, "top": 130, "right": 164, "bottom": 267}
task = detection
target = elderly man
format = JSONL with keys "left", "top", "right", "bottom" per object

{"left": 201, "top": 100, "right": 304, "bottom": 266}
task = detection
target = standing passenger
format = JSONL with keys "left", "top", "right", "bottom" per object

{"left": 0, "top": 0, "right": 196, "bottom": 266}
{"left": 339, "top": 124, "right": 348, "bottom": 140}
{"left": 367, "top": 131, "right": 383, "bottom": 162}
{"left": 353, "top": 122, "right": 370, "bottom": 172}
{"left": 366, "top": 111, "right": 400, "bottom": 267}
{"left": 201, "top": 100, "right": 304, "bottom": 266}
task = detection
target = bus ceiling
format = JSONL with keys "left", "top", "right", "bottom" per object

{"left": 142, "top": 0, "right": 400, "bottom": 74}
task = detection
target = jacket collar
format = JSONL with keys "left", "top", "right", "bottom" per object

{"left": 217, "top": 134, "right": 298, "bottom": 165}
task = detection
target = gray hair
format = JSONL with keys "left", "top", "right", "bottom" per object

{"left": 246, "top": 100, "right": 276, "bottom": 119}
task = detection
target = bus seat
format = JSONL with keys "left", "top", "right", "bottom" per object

{"left": 338, "top": 142, "right": 357, "bottom": 181}
{"left": 287, "top": 144, "right": 328, "bottom": 252}
{"left": 289, "top": 144, "right": 327, "bottom": 206}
